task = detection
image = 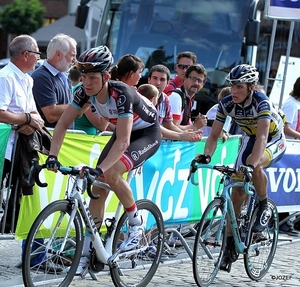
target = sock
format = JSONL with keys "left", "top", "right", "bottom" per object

{"left": 257, "top": 194, "right": 267, "bottom": 201}
{"left": 258, "top": 197, "right": 268, "bottom": 209}
{"left": 82, "top": 230, "right": 92, "bottom": 257}
{"left": 125, "top": 203, "right": 141, "bottom": 226}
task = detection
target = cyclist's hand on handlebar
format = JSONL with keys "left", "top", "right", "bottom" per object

{"left": 195, "top": 154, "right": 211, "bottom": 164}
{"left": 240, "top": 164, "right": 254, "bottom": 182}
{"left": 46, "top": 155, "right": 60, "bottom": 171}
{"left": 246, "top": 164, "right": 254, "bottom": 173}
{"left": 80, "top": 166, "right": 103, "bottom": 179}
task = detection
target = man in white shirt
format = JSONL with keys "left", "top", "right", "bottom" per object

{"left": 281, "top": 77, "right": 300, "bottom": 140}
{"left": 0, "top": 35, "right": 44, "bottom": 232}
{"left": 169, "top": 64, "right": 207, "bottom": 129}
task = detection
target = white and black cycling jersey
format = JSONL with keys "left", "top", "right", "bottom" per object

{"left": 71, "top": 80, "right": 158, "bottom": 131}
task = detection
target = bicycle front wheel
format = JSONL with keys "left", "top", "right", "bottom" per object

{"left": 111, "top": 199, "right": 165, "bottom": 287}
{"left": 22, "top": 200, "right": 84, "bottom": 287}
{"left": 193, "top": 198, "right": 226, "bottom": 287}
{"left": 244, "top": 198, "right": 279, "bottom": 281}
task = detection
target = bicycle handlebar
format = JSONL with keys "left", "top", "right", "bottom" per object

{"left": 28, "top": 158, "right": 100, "bottom": 200}
{"left": 187, "top": 159, "right": 253, "bottom": 186}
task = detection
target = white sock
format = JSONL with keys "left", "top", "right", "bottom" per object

{"left": 82, "top": 232, "right": 92, "bottom": 257}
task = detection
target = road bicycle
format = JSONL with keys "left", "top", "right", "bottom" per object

{"left": 188, "top": 160, "right": 279, "bottom": 287}
{"left": 22, "top": 160, "right": 165, "bottom": 287}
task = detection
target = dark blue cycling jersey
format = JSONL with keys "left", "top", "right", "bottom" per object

{"left": 216, "top": 90, "right": 284, "bottom": 139}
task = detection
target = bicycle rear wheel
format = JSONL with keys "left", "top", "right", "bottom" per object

{"left": 244, "top": 198, "right": 279, "bottom": 281}
{"left": 111, "top": 199, "right": 165, "bottom": 287}
{"left": 22, "top": 200, "right": 83, "bottom": 287}
{"left": 193, "top": 198, "right": 226, "bottom": 287}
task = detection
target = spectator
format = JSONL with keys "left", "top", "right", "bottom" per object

{"left": 147, "top": 64, "right": 202, "bottom": 141}
{"left": 137, "top": 84, "right": 159, "bottom": 105}
{"left": 277, "top": 78, "right": 300, "bottom": 234}
{"left": 110, "top": 54, "right": 144, "bottom": 87}
{"left": 69, "top": 66, "right": 108, "bottom": 135}
{"left": 0, "top": 35, "right": 45, "bottom": 233}
{"left": 108, "top": 54, "right": 145, "bottom": 131}
{"left": 164, "top": 51, "right": 197, "bottom": 95}
{"left": 281, "top": 77, "right": 300, "bottom": 140}
{"left": 32, "top": 33, "right": 77, "bottom": 128}
{"left": 168, "top": 64, "right": 208, "bottom": 128}
{"left": 202, "top": 86, "right": 231, "bottom": 137}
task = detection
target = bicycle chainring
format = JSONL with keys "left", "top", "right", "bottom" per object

{"left": 89, "top": 249, "right": 105, "bottom": 272}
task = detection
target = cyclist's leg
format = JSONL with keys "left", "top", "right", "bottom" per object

{"left": 111, "top": 199, "right": 164, "bottom": 287}
{"left": 77, "top": 185, "right": 110, "bottom": 275}
{"left": 250, "top": 134, "right": 286, "bottom": 232}
{"left": 220, "top": 186, "right": 246, "bottom": 271}
{"left": 76, "top": 135, "right": 115, "bottom": 274}
{"left": 106, "top": 125, "right": 161, "bottom": 251}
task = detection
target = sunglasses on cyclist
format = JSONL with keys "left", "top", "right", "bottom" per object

{"left": 75, "top": 61, "right": 102, "bottom": 72}
{"left": 177, "top": 64, "right": 190, "bottom": 70}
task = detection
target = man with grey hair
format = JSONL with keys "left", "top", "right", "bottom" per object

{"left": 32, "top": 33, "right": 77, "bottom": 128}
{"left": 0, "top": 34, "right": 44, "bottom": 232}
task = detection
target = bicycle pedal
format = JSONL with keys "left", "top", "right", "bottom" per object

{"left": 79, "top": 266, "right": 89, "bottom": 279}
{"left": 225, "top": 262, "right": 232, "bottom": 273}
{"left": 88, "top": 269, "right": 98, "bottom": 280}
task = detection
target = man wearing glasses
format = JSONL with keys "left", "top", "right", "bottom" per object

{"left": 164, "top": 51, "right": 197, "bottom": 95}
{"left": 0, "top": 35, "right": 44, "bottom": 232}
{"left": 168, "top": 64, "right": 208, "bottom": 128}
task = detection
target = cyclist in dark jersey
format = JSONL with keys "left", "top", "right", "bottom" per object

{"left": 46, "top": 46, "right": 161, "bottom": 273}
{"left": 195, "top": 64, "right": 286, "bottom": 271}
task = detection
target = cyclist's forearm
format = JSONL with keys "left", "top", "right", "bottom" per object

{"left": 50, "top": 124, "right": 67, "bottom": 156}
{"left": 204, "top": 136, "right": 217, "bottom": 157}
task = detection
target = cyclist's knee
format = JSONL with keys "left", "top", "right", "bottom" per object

{"left": 92, "top": 185, "right": 110, "bottom": 197}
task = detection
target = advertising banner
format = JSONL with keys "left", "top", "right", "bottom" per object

{"left": 15, "top": 134, "right": 240, "bottom": 239}
{"left": 267, "top": 140, "right": 300, "bottom": 212}
{"left": 0, "top": 124, "right": 11, "bottom": 175}
{"left": 265, "top": 0, "right": 300, "bottom": 20}
{"left": 15, "top": 131, "right": 300, "bottom": 239}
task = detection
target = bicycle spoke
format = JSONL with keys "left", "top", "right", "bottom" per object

{"left": 22, "top": 200, "right": 83, "bottom": 287}
{"left": 110, "top": 199, "right": 164, "bottom": 287}
{"left": 244, "top": 199, "right": 279, "bottom": 281}
{"left": 193, "top": 199, "right": 226, "bottom": 287}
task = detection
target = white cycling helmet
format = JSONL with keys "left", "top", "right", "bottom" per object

{"left": 226, "top": 64, "right": 259, "bottom": 85}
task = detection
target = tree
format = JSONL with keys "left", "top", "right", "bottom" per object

{"left": 0, "top": 0, "right": 45, "bottom": 35}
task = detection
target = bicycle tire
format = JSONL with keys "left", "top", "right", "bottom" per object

{"left": 193, "top": 198, "right": 226, "bottom": 287}
{"left": 22, "top": 200, "right": 84, "bottom": 287}
{"left": 244, "top": 198, "right": 279, "bottom": 281}
{"left": 110, "top": 199, "right": 165, "bottom": 287}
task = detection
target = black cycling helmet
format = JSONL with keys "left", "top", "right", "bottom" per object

{"left": 226, "top": 64, "right": 259, "bottom": 85}
{"left": 76, "top": 45, "right": 114, "bottom": 73}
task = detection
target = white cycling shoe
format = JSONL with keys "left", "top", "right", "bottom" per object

{"left": 66, "top": 256, "right": 89, "bottom": 276}
{"left": 119, "top": 223, "right": 144, "bottom": 251}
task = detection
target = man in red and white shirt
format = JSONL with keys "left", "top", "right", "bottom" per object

{"left": 169, "top": 64, "right": 207, "bottom": 129}
{"left": 164, "top": 51, "right": 197, "bottom": 95}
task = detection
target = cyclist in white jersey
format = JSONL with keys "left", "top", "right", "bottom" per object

{"left": 195, "top": 64, "right": 286, "bottom": 271}
{"left": 46, "top": 46, "right": 161, "bottom": 272}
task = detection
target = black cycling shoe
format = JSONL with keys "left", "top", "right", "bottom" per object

{"left": 218, "top": 236, "right": 236, "bottom": 273}
{"left": 252, "top": 200, "right": 271, "bottom": 233}
{"left": 219, "top": 249, "right": 231, "bottom": 272}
